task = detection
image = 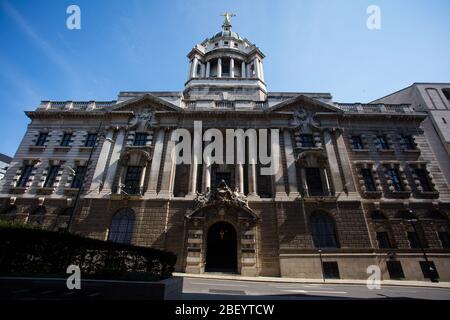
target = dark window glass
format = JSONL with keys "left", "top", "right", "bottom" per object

{"left": 419, "top": 261, "right": 439, "bottom": 279}
{"left": 123, "top": 166, "right": 141, "bottom": 194}
{"left": 414, "top": 169, "right": 433, "bottom": 192}
{"left": 133, "top": 133, "right": 148, "bottom": 146}
{"left": 85, "top": 133, "right": 97, "bottom": 147}
{"left": 311, "top": 212, "right": 339, "bottom": 249}
{"left": 375, "top": 135, "right": 389, "bottom": 150}
{"left": 386, "top": 261, "right": 405, "bottom": 279}
{"left": 438, "top": 232, "right": 450, "bottom": 249}
{"left": 36, "top": 132, "right": 48, "bottom": 146}
{"left": 361, "top": 168, "right": 376, "bottom": 192}
{"left": 442, "top": 88, "right": 450, "bottom": 100}
{"left": 222, "top": 59, "right": 230, "bottom": 76}
{"left": 401, "top": 135, "right": 416, "bottom": 150}
{"left": 16, "top": 164, "right": 34, "bottom": 188}
{"left": 108, "top": 208, "right": 135, "bottom": 244}
{"left": 71, "top": 166, "right": 87, "bottom": 189}
{"left": 44, "top": 165, "right": 60, "bottom": 188}
{"left": 370, "top": 210, "right": 387, "bottom": 220}
{"left": 429, "top": 210, "right": 446, "bottom": 220}
{"left": 60, "top": 133, "right": 72, "bottom": 146}
{"left": 387, "top": 168, "right": 404, "bottom": 191}
{"left": 408, "top": 232, "right": 421, "bottom": 248}
{"left": 305, "top": 168, "right": 324, "bottom": 196}
{"left": 300, "top": 134, "right": 315, "bottom": 148}
{"left": 215, "top": 172, "right": 231, "bottom": 188}
{"left": 322, "top": 262, "right": 340, "bottom": 279}
{"left": 376, "top": 232, "right": 392, "bottom": 249}
{"left": 31, "top": 206, "right": 46, "bottom": 215}
{"left": 351, "top": 135, "right": 364, "bottom": 149}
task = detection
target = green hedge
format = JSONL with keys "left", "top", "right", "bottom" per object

{"left": 0, "top": 223, "right": 177, "bottom": 281}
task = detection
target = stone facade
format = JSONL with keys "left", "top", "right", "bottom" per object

{"left": 1, "top": 18, "right": 449, "bottom": 281}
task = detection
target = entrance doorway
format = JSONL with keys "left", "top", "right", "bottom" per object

{"left": 205, "top": 221, "right": 237, "bottom": 273}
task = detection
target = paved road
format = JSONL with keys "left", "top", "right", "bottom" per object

{"left": 182, "top": 277, "right": 450, "bottom": 300}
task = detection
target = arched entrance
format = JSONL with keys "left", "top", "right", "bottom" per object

{"left": 205, "top": 221, "right": 237, "bottom": 273}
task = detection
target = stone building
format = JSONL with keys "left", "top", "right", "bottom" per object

{"left": 1, "top": 17, "right": 449, "bottom": 281}
{"left": 0, "top": 153, "right": 12, "bottom": 181}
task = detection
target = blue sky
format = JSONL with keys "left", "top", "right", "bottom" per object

{"left": 1, "top": 0, "right": 449, "bottom": 156}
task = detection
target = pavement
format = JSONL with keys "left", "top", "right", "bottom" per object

{"left": 173, "top": 272, "right": 450, "bottom": 288}
{"left": 180, "top": 276, "right": 450, "bottom": 300}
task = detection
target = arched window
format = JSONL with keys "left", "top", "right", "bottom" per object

{"left": 108, "top": 208, "right": 135, "bottom": 244}
{"left": 310, "top": 211, "right": 339, "bottom": 249}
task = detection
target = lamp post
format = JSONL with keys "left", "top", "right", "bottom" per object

{"left": 66, "top": 121, "right": 103, "bottom": 232}
{"left": 407, "top": 210, "right": 438, "bottom": 283}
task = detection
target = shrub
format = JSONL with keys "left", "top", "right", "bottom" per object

{"left": 0, "top": 225, "right": 176, "bottom": 281}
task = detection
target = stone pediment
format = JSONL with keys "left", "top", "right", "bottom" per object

{"left": 111, "top": 93, "right": 182, "bottom": 113}
{"left": 267, "top": 94, "right": 342, "bottom": 114}
{"left": 186, "top": 180, "right": 259, "bottom": 220}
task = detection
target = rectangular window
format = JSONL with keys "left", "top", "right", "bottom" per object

{"left": 408, "top": 231, "right": 421, "bottom": 248}
{"left": 387, "top": 168, "right": 404, "bottom": 192}
{"left": 351, "top": 135, "right": 364, "bottom": 149}
{"left": 414, "top": 168, "right": 433, "bottom": 192}
{"left": 376, "top": 232, "right": 392, "bottom": 249}
{"left": 300, "top": 134, "right": 315, "bottom": 148}
{"left": 386, "top": 261, "right": 405, "bottom": 279}
{"left": 322, "top": 262, "right": 340, "bottom": 279}
{"left": 419, "top": 261, "right": 439, "bottom": 279}
{"left": 124, "top": 166, "right": 141, "bottom": 195}
{"left": 60, "top": 133, "right": 72, "bottom": 147}
{"left": 70, "top": 166, "right": 87, "bottom": 189}
{"left": 438, "top": 232, "right": 450, "bottom": 249}
{"left": 375, "top": 135, "right": 389, "bottom": 150}
{"left": 361, "top": 168, "right": 376, "bottom": 192}
{"left": 85, "top": 133, "right": 97, "bottom": 147}
{"left": 16, "top": 164, "right": 34, "bottom": 188}
{"left": 44, "top": 165, "right": 60, "bottom": 188}
{"left": 133, "top": 133, "right": 148, "bottom": 146}
{"left": 305, "top": 168, "right": 324, "bottom": 196}
{"left": 401, "top": 135, "right": 416, "bottom": 150}
{"left": 36, "top": 132, "right": 48, "bottom": 146}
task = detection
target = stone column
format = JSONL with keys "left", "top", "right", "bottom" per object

{"left": 145, "top": 129, "right": 165, "bottom": 196}
{"left": 259, "top": 59, "right": 264, "bottom": 82}
{"left": 241, "top": 61, "right": 246, "bottom": 78}
{"left": 191, "top": 57, "right": 198, "bottom": 78}
{"left": 300, "top": 167, "right": 309, "bottom": 196}
{"left": 117, "top": 165, "right": 126, "bottom": 194}
{"left": 217, "top": 58, "right": 222, "bottom": 78}
{"left": 202, "top": 140, "right": 212, "bottom": 192}
{"left": 206, "top": 61, "right": 210, "bottom": 77}
{"left": 247, "top": 163, "right": 257, "bottom": 197}
{"left": 321, "top": 166, "right": 331, "bottom": 196}
{"left": 103, "top": 128, "right": 126, "bottom": 193}
{"left": 283, "top": 130, "right": 299, "bottom": 197}
{"left": 253, "top": 58, "right": 259, "bottom": 79}
{"left": 200, "top": 63, "right": 205, "bottom": 78}
{"left": 90, "top": 128, "right": 114, "bottom": 193}
{"left": 230, "top": 58, "right": 235, "bottom": 78}
{"left": 236, "top": 163, "right": 244, "bottom": 193}
{"left": 188, "top": 128, "right": 202, "bottom": 195}
{"left": 139, "top": 164, "right": 147, "bottom": 195}
{"left": 273, "top": 132, "right": 287, "bottom": 198}
{"left": 323, "top": 130, "right": 343, "bottom": 193}
{"left": 158, "top": 130, "right": 176, "bottom": 197}
{"left": 335, "top": 129, "right": 357, "bottom": 194}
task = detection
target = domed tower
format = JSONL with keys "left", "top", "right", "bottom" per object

{"left": 184, "top": 13, "right": 267, "bottom": 106}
